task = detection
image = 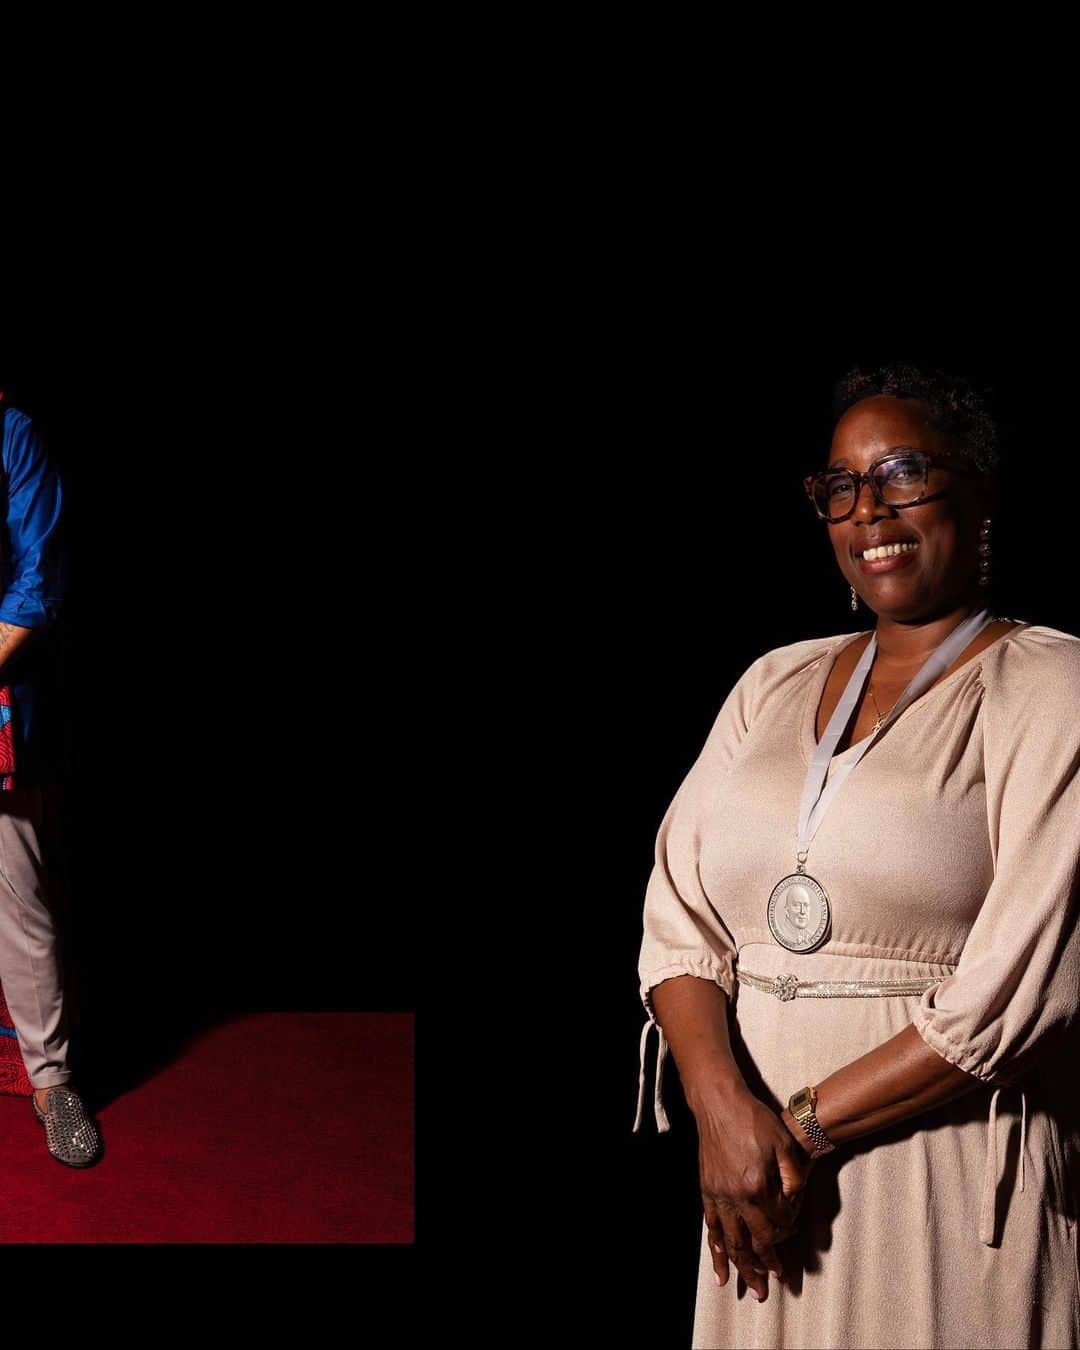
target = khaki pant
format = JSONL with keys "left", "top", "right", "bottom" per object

{"left": 0, "top": 787, "right": 71, "bottom": 1089}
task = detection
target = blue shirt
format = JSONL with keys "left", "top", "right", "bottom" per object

{"left": 0, "top": 405, "right": 65, "bottom": 787}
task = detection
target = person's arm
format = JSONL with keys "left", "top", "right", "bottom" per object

{"left": 0, "top": 621, "right": 45, "bottom": 683}
{"left": 779, "top": 1023, "right": 980, "bottom": 1157}
{"left": 0, "top": 407, "right": 64, "bottom": 681}
{"left": 650, "top": 974, "right": 813, "bottom": 1301}
{"left": 635, "top": 654, "right": 813, "bottom": 1303}
{"left": 636, "top": 661, "right": 764, "bottom": 1126}
{"left": 649, "top": 975, "right": 743, "bottom": 1109}
{"left": 782, "top": 638, "right": 1080, "bottom": 1161}
{"left": 631, "top": 653, "right": 826, "bottom": 1296}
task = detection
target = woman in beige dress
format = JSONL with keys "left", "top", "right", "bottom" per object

{"left": 634, "top": 363, "right": 1080, "bottom": 1349}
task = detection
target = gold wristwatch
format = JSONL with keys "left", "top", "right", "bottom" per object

{"left": 788, "top": 1085, "right": 836, "bottom": 1159}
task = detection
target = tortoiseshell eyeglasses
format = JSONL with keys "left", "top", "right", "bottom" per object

{"left": 804, "top": 448, "right": 981, "bottom": 524}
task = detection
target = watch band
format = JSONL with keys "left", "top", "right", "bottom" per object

{"left": 789, "top": 1085, "right": 836, "bottom": 1158}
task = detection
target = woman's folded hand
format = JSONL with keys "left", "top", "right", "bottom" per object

{"left": 689, "top": 1082, "right": 816, "bottom": 1302}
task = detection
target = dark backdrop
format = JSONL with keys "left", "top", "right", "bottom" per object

{"left": 0, "top": 330, "right": 411, "bottom": 1112}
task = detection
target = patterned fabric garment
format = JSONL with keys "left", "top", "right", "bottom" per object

{"left": 0, "top": 981, "right": 32, "bottom": 1095}
{"left": 0, "top": 684, "right": 16, "bottom": 789}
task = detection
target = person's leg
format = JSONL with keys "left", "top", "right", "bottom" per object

{"left": 0, "top": 787, "right": 73, "bottom": 1102}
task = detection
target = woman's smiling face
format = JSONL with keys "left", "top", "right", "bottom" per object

{"left": 826, "top": 394, "right": 995, "bottom": 622}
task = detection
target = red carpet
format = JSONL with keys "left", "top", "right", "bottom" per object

{"left": 0, "top": 1011, "right": 413, "bottom": 1242}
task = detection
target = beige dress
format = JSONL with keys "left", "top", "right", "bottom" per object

{"left": 634, "top": 621, "right": 1080, "bottom": 1350}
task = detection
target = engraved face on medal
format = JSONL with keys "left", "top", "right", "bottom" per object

{"left": 767, "top": 873, "right": 831, "bottom": 952}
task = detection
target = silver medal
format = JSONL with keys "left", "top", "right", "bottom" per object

{"left": 768, "top": 872, "right": 831, "bottom": 952}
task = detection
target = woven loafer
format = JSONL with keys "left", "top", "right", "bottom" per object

{"left": 31, "top": 1086, "right": 104, "bottom": 1168}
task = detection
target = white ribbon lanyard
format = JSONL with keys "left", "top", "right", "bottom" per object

{"left": 797, "top": 608, "right": 996, "bottom": 860}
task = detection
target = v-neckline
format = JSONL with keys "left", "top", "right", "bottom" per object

{"left": 799, "top": 620, "right": 1032, "bottom": 767}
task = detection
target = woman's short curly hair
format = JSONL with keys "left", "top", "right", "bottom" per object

{"left": 832, "top": 362, "right": 1003, "bottom": 474}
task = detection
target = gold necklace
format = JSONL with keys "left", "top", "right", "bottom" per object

{"left": 867, "top": 680, "right": 896, "bottom": 732}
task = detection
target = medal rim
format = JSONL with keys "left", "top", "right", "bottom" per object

{"left": 768, "top": 871, "right": 831, "bottom": 953}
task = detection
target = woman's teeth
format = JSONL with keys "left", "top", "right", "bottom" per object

{"left": 860, "top": 542, "right": 919, "bottom": 561}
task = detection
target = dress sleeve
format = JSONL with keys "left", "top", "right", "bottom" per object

{"left": 910, "top": 639, "right": 1080, "bottom": 1089}
{"left": 633, "top": 655, "right": 762, "bottom": 1132}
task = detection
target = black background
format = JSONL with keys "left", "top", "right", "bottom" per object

{"left": 0, "top": 337, "right": 411, "bottom": 1108}
{"left": 0, "top": 287, "right": 417, "bottom": 1311}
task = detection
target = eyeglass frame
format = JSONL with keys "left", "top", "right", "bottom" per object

{"left": 803, "top": 447, "right": 983, "bottom": 523}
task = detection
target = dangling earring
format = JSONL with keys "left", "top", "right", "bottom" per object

{"left": 850, "top": 584, "right": 858, "bottom": 612}
{"left": 978, "top": 517, "right": 992, "bottom": 587}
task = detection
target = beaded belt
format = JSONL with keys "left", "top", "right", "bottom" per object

{"left": 735, "top": 965, "right": 945, "bottom": 1001}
